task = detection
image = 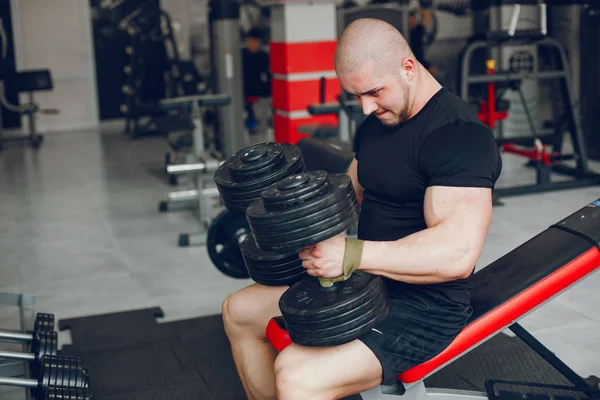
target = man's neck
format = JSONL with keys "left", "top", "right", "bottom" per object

{"left": 409, "top": 65, "right": 442, "bottom": 119}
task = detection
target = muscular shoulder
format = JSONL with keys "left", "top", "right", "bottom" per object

{"left": 419, "top": 120, "right": 502, "bottom": 189}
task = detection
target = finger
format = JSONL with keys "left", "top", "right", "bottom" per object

{"left": 298, "top": 249, "right": 311, "bottom": 260}
{"left": 302, "top": 260, "right": 313, "bottom": 270}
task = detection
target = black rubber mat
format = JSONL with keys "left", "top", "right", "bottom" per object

{"left": 98, "top": 381, "right": 210, "bottom": 400}
{"left": 426, "top": 332, "right": 570, "bottom": 390}
{"left": 65, "top": 341, "right": 204, "bottom": 398}
{"left": 59, "top": 307, "right": 172, "bottom": 352}
{"left": 59, "top": 307, "right": 599, "bottom": 400}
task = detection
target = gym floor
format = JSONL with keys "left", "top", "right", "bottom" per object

{"left": 1, "top": 126, "right": 600, "bottom": 398}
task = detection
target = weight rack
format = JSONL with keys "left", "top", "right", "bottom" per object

{"left": 0, "top": 291, "right": 36, "bottom": 400}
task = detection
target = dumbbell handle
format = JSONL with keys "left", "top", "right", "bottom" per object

{"left": 0, "top": 330, "right": 32, "bottom": 342}
{"left": 0, "top": 349, "right": 35, "bottom": 361}
{"left": 0, "top": 375, "right": 38, "bottom": 389}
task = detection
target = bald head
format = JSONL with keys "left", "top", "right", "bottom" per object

{"left": 334, "top": 18, "right": 414, "bottom": 77}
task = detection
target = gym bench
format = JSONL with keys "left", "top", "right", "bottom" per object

{"left": 267, "top": 198, "right": 600, "bottom": 400}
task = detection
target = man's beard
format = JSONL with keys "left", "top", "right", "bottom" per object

{"left": 381, "top": 85, "right": 410, "bottom": 127}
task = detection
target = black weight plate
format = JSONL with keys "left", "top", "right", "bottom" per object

{"left": 284, "top": 290, "right": 388, "bottom": 332}
{"left": 282, "top": 287, "right": 385, "bottom": 328}
{"left": 34, "top": 313, "right": 55, "bottom": 334}
{"left": 254, "top": 202, "right": 359, "bottom": 253}
{"left": 250, "top": 195, "right": 358, "bottom": 240}
{"left": 244, "top": 257, "right": 303, "bottom": 274}
{"left": 214, "top": 143, "right": 304, "bottom": 194}
{"left": 217, "top": 156, "right": 306, "bottom": 195}
{"left": 249, "top": 268, "right": 307, "bottom": 287}
{"left": 228, "top": 142, "right": 284, "bottom": 175}
{"left": 34, "top": 331, "right": 58, "bottom": 360}
{"left": 246, "top": 174, "right": 355, "bottom": 226}
{"left": 285, "top": 293, "right": 389, "bottom": 340}
{"left": 279, "top": 273, "right": 385, "bottom": 324}
{"left": 247, "top": 258, "right": 305, "bottom": 278}
{"left": 44, "top": 387, "right": 92, "bottom": 400}
{"left": 287, "top": 299, "right": 390, "bottom": 347}
{"left": 206, "top": 210, "right": 251, "bottom": 279}
{"left": 261, "top": 171, "right": 331, "bottom": 209}
{"left": 239, "top": 233, "right": 299, "bottom": 264}
{"left": 248, "top": 187, "right": 356, "bottom": 234}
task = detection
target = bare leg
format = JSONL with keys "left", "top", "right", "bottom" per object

{"left": 222, "top": 283, "right": 288, "bottom": 400}
{"left": 274, "top": 340, "right": 383, "bottom": 400}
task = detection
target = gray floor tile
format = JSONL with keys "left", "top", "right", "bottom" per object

{"left": 21, "top": 271, "right": 149, "bottom": 322}
{"left": 529, "top": 319, "right": 600, "bottom": 378}
{"left": 554, "top": 271, "right": 600, "bottom": 324}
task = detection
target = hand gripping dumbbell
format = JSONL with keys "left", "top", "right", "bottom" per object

{"left": 0, "top": 330, "right": 57, "bottom": 375}
{"left": 0, "top": 313, "right": 54, "bottom": 344}
{"left": 210, "top": 142, "right": 308, "bottom": 282}
{"left": 245, "top": 170, "right": 391, "bottom": 346}
{"left": 0, "top": 355, "right": 90, "bottom": 399}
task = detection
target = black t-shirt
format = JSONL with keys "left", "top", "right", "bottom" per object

{"left": 354, "top": 87, "right": 502, "bottom": 305}
{"left": 242, "top": 48, "right": 271, "bottom": 98}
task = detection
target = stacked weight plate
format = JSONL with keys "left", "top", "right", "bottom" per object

{"left": 278, "top": 272, "right": 390, "bottom": 346}
{"left": 246, "top": 171, "right": 360, "bottom": 253}
{"left": 214, "top": 142, "right": 305, "bottom": 214}
{"left": 212, "top": 142, "right": 309, "bottom": 285}
{"left": 239, "top": 234, "right": 305, "bottom": 286}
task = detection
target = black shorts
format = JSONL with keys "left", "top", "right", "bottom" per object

{"left": 358, "top": 283, "right": 472, "bottom": 385}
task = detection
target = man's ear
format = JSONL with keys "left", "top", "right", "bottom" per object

{"left": 403, "top": 58, "right": 416, "bottom": 81}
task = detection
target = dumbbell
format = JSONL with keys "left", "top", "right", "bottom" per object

{"left": 0, "top": 313, "right": 54, "bottom": 344}
{"left": 209, "top": 142, "right": 308, "bottom": 281}
{"left": 0, "top": 355, "right": 90, "bottom": 399}
{"left": 43, "top": 386, "right": 93, "bottom": 399}
{"left": 245, "top": 170, "right": 391, "bottom": 347}
{"left": 0, "top": 330, "right": 57, "bottom": 375}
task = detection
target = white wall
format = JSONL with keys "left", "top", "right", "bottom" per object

{"left": 10, "top": 0, "right": 98, "bottom": 133}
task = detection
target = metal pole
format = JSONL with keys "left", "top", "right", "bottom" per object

{"left": 0, "top": 376, "right": 37, "bottom": 388}
{"left": 209, "top": 0, "right": 248, "bottom": 159}
{"left": 0, "top": 350, "right": 35, "bottom": 361}
{"left": 0, "top": 330, "right": 32, "bottom": 342}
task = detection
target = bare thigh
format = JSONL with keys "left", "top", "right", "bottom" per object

{"left": 223, "top": 283, "right": 288, "bottom": 338}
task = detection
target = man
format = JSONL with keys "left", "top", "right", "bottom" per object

{"left": 242, "top": 27, "right": 272, "bottom": 135}
{"left": 222, "top": 18, "right": 502, "bottom": 400}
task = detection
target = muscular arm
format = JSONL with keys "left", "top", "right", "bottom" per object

{"left": 346, "top": 158, "right": 364, "bottom": 205}
{"left": 358, "top": 185, "right": 493, "bottom": 283}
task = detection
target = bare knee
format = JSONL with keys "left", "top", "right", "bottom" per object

{"left": 222, "top": 285, "right": 283, "bottom": 338}
{"left": 274, "top": 349, "right": 323, "bottom": 400}
{"left": 221, "top": 291, "right": 255, "bottom": 334}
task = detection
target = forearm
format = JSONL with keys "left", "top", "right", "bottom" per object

{"left": 358, "top": 225, "right": 478, "bottom": 284}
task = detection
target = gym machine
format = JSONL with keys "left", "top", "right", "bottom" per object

{"left": 460, "top": 0, "right": 600, "bottom": 201}
{"left": 113, "top": 1, "right": 210, "bottom": 140}
{"left": 157, "top": 93, "right": 231, "bottom": 248}
{"left": 301, "top": 78, "right": 364, "bottom": 150}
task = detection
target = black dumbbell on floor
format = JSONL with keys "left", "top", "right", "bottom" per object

{"left": 42, "top": 386, "right": 93, "bottom": 399}
{"left": 0, "top": 313, "right": 54, "bottom": 344}
{"left": 0, "top": 355, "right": 89, "bottom": 399}
{"left": 0, "top": 330, "right": 57, "bottom": 375}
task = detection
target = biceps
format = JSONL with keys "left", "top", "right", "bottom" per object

{"left": 424, "top": 186, "right": 493, "bottom": 244}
